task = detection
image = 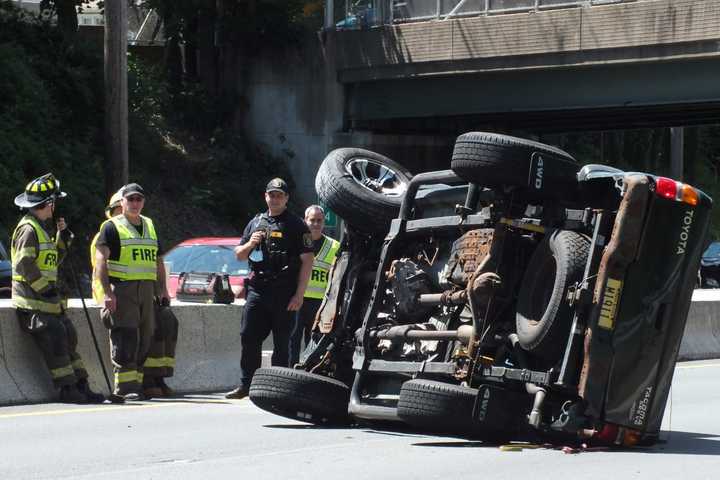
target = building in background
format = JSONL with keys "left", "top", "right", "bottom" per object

{"left": 10, "top": 0, "right": 163, "bottom": 45}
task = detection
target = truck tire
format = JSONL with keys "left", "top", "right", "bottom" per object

{"left": 516, "top": 230, "right": 590, "bottom": 363}
{"left": 450, "top": 132, "right": 579, "bottom": 195}
{"left": 249, "top": 367, "right": 350, "bottom": 425}
{"left": 398, "top": 380, "right": 504, "bottom": 439}
{"left": 316, "top": 148, "right": 412, "bottom": 234}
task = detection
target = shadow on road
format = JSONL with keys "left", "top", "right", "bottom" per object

{"left": 411, "top": 430, "right": 720, "bottom": 454}
{"left": 412, "top": 441, "right": 490, "bottom": 448}
{"left": 642, "top": 430, "right": 720, "bottom": 456}
{"left": 148, "top": 397, "right": 233, "bottom": 405}
{"left": 264, "top": 424, "right": 351, "bottom": 430}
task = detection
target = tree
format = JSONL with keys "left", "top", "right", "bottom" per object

{"left": 39, "top": 0, "right": 94, "bottom": 42}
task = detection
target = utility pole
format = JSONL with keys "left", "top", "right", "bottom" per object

{"left": 104, "top": 0, "right": 129, "bottom": 196}
{"left": 670, "top": 127, "right": 684, "bottom": 181}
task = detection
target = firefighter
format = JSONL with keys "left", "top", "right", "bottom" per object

{"left": 90, "top": 190, "right": 123, "bottom": 306}
{"left": 93, "top": 183, "right": 170, "bottom": 401}
{"left": 142, "top": 297, "right": 178, "bottom": 398}
{"left": 11, "top": 173, "right": 105, "bottom": 403}
{"left": 288, "top": 205, "right": 340, "bottom": 365}
{"left": 91, "top": 189, "right": 177, "bottom": 399}
{"left": 225, "top": 178, "right": 314, "bottom": 399}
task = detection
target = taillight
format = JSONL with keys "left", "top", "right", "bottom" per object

{"left": 654, "top": 177, "right": 699, "bottom": 206}
{"left": 681, "top": 184, "right": 699, "bottom": 206}
{"left": 593, "top": 423, "right": 642, "bottom": 447}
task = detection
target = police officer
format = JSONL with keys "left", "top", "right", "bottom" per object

{"left": 12, "top": 173, "right": 105, "bottom": 403}
{"left": 225, "top": 178, "right": 314, "bottom": 399}
{"left": 93, "top": 183, "right": 170, "bottom": 401}
{"left": 91, "top": 189, "right": 177, "bottom": 399}
{"left": 288, "top": 205, "right": 340, "bottom": 365}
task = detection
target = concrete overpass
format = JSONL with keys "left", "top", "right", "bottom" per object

{"left": 324, "top": 0, "right": 720, "bottom": 133}
{"left": 245, "top": 0, "right": 720, "bottom": 203}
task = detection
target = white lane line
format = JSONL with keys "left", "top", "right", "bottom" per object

{"left": 676, "top": 362, "right": 720, "bottom": 370}
{"left": 0, "top": 398, "right": 234, "bottom": 419}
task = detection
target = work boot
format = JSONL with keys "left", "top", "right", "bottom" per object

{"left": 76, "top": 379, "right": 106, "bottom": 404}
{"left": 156, "top": 378, "right": 175, "bottom": 397}
{"left": 142, "top": 376, "right": 164, "bottom": 399}
{"left": 114, "top": 388, "right": 144, "bottom": 402}
{"left": 121, "top": 392, "right": 144, "bottom": 401}
{"left": 143, "top": 385, "right": 163, "bottom": 399}
{"left": 59, "top": 385, "right": 88, "bottom": 404}
{"left": 224, "top": 386, "right": 249, "bottom": 400}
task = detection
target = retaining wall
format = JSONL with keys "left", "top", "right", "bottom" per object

{"left": 1, "top": 291, "right": 719, "bottom": 406}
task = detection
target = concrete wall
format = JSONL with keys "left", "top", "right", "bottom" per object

{"left": 0, "top": 299, "right": 265, "bottom": 405}
{"left": 243, "top": 34, "right": 456, "bottom": 203}
{"left": 244, "top": 35, "right": 331, "bottom": 207}
{"left": 678, "top": 290, "right": 720, "bottom": 361}
{"left": 1, "top": 292, "right": 719, "bottom": 406}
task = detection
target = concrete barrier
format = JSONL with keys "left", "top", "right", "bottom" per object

{"left": 0, "top": 298, "right": 274, "bottom": 406}
{"left": 678, "top": 289, "right": 720, "bottom": 361}
{"left": 1, "top": 290, "right": 719, "bottom": 406}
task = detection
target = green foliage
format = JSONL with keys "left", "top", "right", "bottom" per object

{"left": 545, "top": 128, "right": 720, "bottom": 238}
{"left": 0, "top": 1, "right": 105, "bottom": 244}
{"left": 126, "top": 51, "right": 293, "bottom": 241}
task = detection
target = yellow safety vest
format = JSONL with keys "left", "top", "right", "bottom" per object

{"left": 104, "top": 215, "right": 159, "bottom": 281}
{"left": 11, "top": 215, "right": 61, "bottom": 313}
{"left": 89, "top": 232, "right": 104, "bottom": 303}
{"left": 304, "top": 235, "right": 340, "bottom": 299}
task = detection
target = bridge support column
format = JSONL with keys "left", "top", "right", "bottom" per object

{"left": 671, "top": 127, "right": 684, "bottom": 181}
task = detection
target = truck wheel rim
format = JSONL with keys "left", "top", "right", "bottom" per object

{"left": 345, "top": 158, "right": 408, "bottom": 198}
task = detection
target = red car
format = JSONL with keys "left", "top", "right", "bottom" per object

{"left": 163, "top": 237, "right": 248, "bottom": 299}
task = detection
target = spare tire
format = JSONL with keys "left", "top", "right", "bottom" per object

{"left": 516, "top": 230, "right": 590, "bottom": 363}
{"left": 316, "top": 148, "right": 412, "bottom": 234}
{"left": 451, "top": 132, "right": 579, "bottom": 196}
{"left": 249, "top": 367, "right": 350, "bottom": 425}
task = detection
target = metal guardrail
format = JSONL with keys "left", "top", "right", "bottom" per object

{"left": 333, "top": 0, "right": 639, "bottom": 29}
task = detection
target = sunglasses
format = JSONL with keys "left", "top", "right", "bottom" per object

{"left": 126, "top": 195, "right": 144, "bottom": 202}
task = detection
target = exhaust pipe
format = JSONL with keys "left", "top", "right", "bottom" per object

{"left": 370, "top": 324, "right": 475, "bottom": 344}
{"left": 508, "top": 333, "right": 546, "bottom": 429}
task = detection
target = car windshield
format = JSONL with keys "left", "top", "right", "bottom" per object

{"left": 164, "top": 244, "right": 249, "bottom": 275}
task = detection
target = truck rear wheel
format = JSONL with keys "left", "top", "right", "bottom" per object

{"left": 249, "top": 367, "right": 350, "bottom": 425}
{"left": 397, "top": 379, "right": 510, "bottom": 440}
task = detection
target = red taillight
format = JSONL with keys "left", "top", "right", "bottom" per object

{"left": 655, "top": 177, "right": 678, "bottom": 200}
{"left": 595, "top": 424, "right": 620, "bottom": 444}
{"left": 593, "top": 424, "right": 641, "bottom": 447}
{"left": 655, "top": 177, "right": 699, "bottom": 206}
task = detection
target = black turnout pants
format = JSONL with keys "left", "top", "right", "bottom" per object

{"left": 288, "top": 297, "right": 322, "bottom": 366}
{"left": 16, "top": 311, "right": 88, "bottom": 388}
{"left": 239, "top": 284, "right": 295, "bottom": 389}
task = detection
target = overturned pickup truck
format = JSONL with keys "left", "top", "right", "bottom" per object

{"left": 249, "top": 132, "right": 712, "bottom": 447}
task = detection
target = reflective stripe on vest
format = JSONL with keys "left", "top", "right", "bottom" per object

{"left": 11, "top": 215, "right": 61, "bottom": 313}
{"left": 304, "top": 236, "right": 340, "bottom": 299}
{"left": 90, "top": 232, "right": 104, "bottom": 303}
{"left": 106, "top": 215, "right": 158, "bottom": 281}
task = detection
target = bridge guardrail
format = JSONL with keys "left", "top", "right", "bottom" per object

{"left": 334, "top": 0, "right": 638, "bottom": 29}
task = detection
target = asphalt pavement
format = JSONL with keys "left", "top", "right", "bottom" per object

{"left": 1, "top": 361, "right": 719, "bottom": 480}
